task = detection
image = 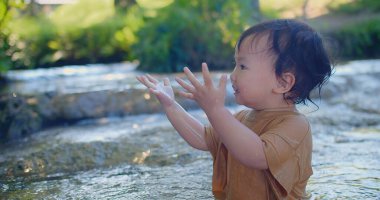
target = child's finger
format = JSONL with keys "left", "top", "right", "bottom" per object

{"left": 137, "top": 75, "right": 151, "bottom": 85}
{"left": 146, "top": 74, "right": 159, "bottom": 84}
{"left": 178, "top": 91, "right": 194, "bottom": 100}
{"left": 163, "top": 78, "right": 170, "bottom": 86}
{"left": 141, "top": 76, "right": 156, "bottom": 89}
{"left": 175, "top": 77, "right": 195, "bottom": 93}
{"left": 183, "top": 67, "right": 202, "bottom": 89}
{"left": 149, "top": 88, "right": 159, "bottom": 95}
{"left": 202, "top": 63, "right": 213, "bottom": 87}
{"left": 218, "top": 74, "right": 228, "bottom": 89}
{"left": 136, "top": 76, "right": 150, "bottom": 88}
{"left": 136, "top": 76, "right": 143, "bottom": 84}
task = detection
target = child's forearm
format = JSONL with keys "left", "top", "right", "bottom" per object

{"left": 206, "top": 107, "right": 268, "bottom": 170}
{"left": 164, "top": 102, "right": 208, "bottom": 151}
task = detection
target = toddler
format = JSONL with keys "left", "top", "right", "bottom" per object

{"left": 137, "top": 19, "right": 332, "bottom": 199}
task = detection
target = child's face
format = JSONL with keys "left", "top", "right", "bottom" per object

{"left": 230, "top": 35, "right": 280, "bottom": 109}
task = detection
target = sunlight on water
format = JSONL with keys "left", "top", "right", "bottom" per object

{"left": 1, "top": 103, "right": 379, "bottom": 199}
{"left": 1, "top": 60, "right": 380, "bottom": 199}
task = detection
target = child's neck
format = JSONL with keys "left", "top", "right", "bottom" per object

{"left": 253, "top": 100, "right": 295, "bottom": 112}
{"left": 254, "top": 105, "right": 296, "bottom": 112}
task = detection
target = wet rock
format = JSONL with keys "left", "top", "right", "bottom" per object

{"left": 50, "top": 89, "right": 164, "bottom": 120}
{"left": 0, "top": 94, "right": 42, "bottom": 142}
{"left": 0, "top": 87, "right": 217, "bottom": 143}
{"left": 35, "top": 92, "right": 59, "bottom": 120}
{"left": 311, "top": 76, "right": 350, "bottom": 100}
{"left": 0, "top": 141, "right": 142, "bottom": 180}
{"left": 0, "top": 89, "right": 165, "bottom": 143}
{"left": 7, "top": 109, "right": 42, "bottom": 140}
{"left": 334, "top": 135, "right": 350, "bottom": 143}
{"left": 336, "top": 74, "right": 380, "bottom": 114}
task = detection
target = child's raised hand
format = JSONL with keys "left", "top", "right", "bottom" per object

{"left": 175, "top": 63, "right": 228, "bottom": 114}
{"left": 136, "top": 74, "right": 175, "bottom": 107}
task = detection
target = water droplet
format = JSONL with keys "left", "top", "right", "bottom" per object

{"left": 144, "top": 93, "right": 151, "bottom": 100}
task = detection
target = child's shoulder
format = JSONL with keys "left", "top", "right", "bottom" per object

{"left": 235, "top": 108, "right": 308, "bottom": 123}
{"left": 260, "top": 115, "right": 311, "bottom": 152}
{"left": 274, "top": 111, "right": 310, "bottom": 131}
{"left": 262, "top": 110, "right": 311, "bottom": 140}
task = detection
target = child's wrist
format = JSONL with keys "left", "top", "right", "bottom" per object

{"left": 205, "top": 105, "right": 227, "bottom": 118}
{"left": 163, "top": 101, "right": 180, "bottom": 111}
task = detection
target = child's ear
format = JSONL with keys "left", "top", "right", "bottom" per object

{"left": 273, "top": 72, "right": 295, "bottom": 94}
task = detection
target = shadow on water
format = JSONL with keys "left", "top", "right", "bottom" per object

{"left": 1, "top": 60, "right": 380, "bottom": 199}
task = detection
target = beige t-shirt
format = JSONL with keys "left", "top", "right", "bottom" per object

{"left": 205, "top": 108, "right": 313, "bottom": 200}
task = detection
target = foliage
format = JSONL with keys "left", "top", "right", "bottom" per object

{"left": 6, "top": 0, "right": 379, "bottom": 73}
{"left": 50, "top": 0, "right": 114, "bottom": 31}
{"left": 0, "top": 0, "right": 25, "bottom": 73}
{"left": 6, "top": 16, "right": 57, "bottom": 69}
{"left": 328, "top": 19, "right": 380, "bottom": 59}
{"left": 328, "top": 0, "right": 380, "bottom": 14}
{"left": 3, "top": 0, "right": 142, "bottom": 69}
{"left": 132, "top": 0, "right": 253, "bottom": 73}
{"left": 0, "top": 33, "right": 12, "bottom": 73}
{"left": 44, "top": 15, "right": 127, "bottom": 66}
{"left": 1, "top": 0, "right": 260, "bottom": 72}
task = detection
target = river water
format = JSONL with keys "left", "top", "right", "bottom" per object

{"left": 1, "top": 60, "right": 380, "bottom": 199}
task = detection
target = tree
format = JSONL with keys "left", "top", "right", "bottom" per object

{"left": 251, "top": 0, "right": 261, "bottom": 22}
{"left": 24, "top": 0, "right": 39, "bottom": 16}
{"left": 0, "top": 0, "right": 25, "bottom": 74}
{"left": 133, "top": 0, "right": 252, "bottom": 72}
{"left": 302, "top": 0, "right": 310, "bottom": 20}
{"left": 114, "top": 0, "right": 136, "bottom": 12}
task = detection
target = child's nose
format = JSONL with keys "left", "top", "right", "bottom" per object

{"left": 230, "top": 68, "right": 236, "bottom": 82}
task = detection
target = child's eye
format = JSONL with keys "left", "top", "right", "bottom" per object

{"left": 240, "top": 65, "right": 247, "bottom": 70}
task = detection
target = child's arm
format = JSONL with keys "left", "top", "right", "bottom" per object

{"left": 205, "top": 107, "right": 268, "bottom": 170}
{"left": 176, "top": 63, "right": 268, "bottom": 170}
{"left": 136, "top": 75, "right": 208, "bottom": 151}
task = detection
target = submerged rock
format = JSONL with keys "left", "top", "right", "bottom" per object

{"left": 0, "top": 141, "right": 142, "bottom": 180}
{"left": 0, "top": 122, "right": 203, "bottom": 181}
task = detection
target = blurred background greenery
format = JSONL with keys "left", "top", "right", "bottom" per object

{"left": 0, "top": 0, "right": 379, "bottom": 74}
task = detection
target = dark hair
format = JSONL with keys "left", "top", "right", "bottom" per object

{"left": 237, "top": 19, "right": 332, "bottom": 105}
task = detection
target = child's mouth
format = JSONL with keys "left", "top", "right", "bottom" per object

{"left": 232, "top": 85, "right": 239, "bottom": 94}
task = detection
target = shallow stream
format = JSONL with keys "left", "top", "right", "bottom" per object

{"left": 1, "top": 60, "right": 380, "bottom": 199}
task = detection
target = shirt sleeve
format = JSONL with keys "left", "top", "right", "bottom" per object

{"left": 204, "top": 126, "right": 218, "bottom": 159}
{"left": 260, "top": 115, "right": 311, "bottom": 196}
